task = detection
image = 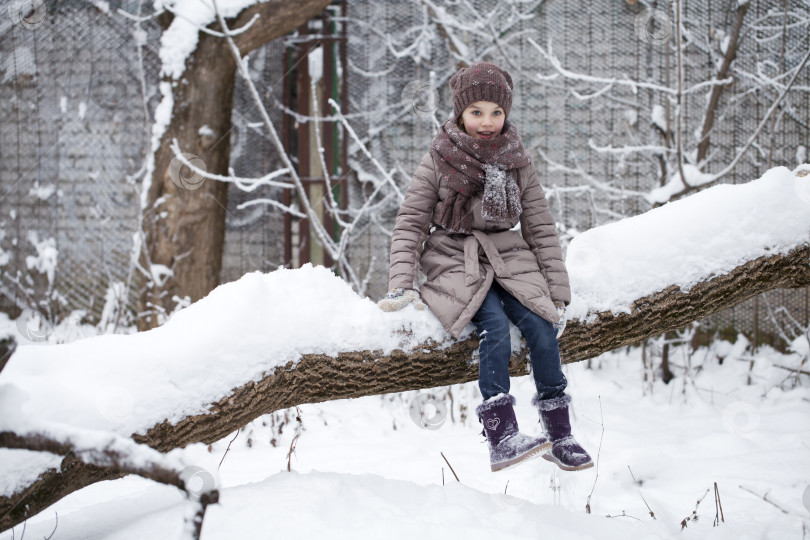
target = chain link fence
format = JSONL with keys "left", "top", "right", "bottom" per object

{"left": 0, "top": 0, "right": 807, "bottom": 346}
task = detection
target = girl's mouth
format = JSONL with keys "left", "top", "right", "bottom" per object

{"left": 478, "top": 131, "right": 494, "bottom": 139}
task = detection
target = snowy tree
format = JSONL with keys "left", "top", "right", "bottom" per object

{"left": 132, "top": 0, "right": 332, "bottom": 330}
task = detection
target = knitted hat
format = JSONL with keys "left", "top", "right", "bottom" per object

{"left": 449, "top": 62, "right": 514, "bottom": 121}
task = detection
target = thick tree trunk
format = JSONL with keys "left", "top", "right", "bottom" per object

{"left": 137, "top": 0, "right": 333, "bottom": 330}
{"left": 3, "top": 244, "right": 809, "bottom": 531}
{"left": 137, "top": 33, "right": 235, "bottom": 329}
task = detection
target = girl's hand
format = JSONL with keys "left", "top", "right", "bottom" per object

{"left": 377, "top": 288, "right": 426, "bottom": 312}
{"left": 553, "top": 305, "right": 567, "bottom": 338}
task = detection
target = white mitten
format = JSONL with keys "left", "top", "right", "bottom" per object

{"left": 377, "top": 288, "right": 426, "bottom": 312}
{"left": 553, "top": 305, "right": 567, "bottom": 339}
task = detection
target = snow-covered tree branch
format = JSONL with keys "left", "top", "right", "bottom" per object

{"left": 2, "top": 164, "right": 808, "bottom": 532}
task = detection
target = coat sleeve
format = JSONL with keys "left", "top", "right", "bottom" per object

{"left": 388, "top": 152, "right": 440, "bottom": 291}
{"left": 519, "top": 161, "right": 571, "bottom": 306}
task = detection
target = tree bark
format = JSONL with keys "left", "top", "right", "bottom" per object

{"left": 137, "top": 0, "right": 333, "bottom": 330}
{"left": 132, "top": 244, "right": 810, "bottom": 451}
{"left": 0, "top": 431, "right": 218, "bottom": 539}
{"left": 4, "top": 242, "right": 807, "bottom": 532}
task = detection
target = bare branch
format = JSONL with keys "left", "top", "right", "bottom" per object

{"left": 696, "top": 1, "right": 750, "bottom": 165}
{"left": 527, "top": 38, "right": 732, "bottom": 97}
{"left": 169, "top": 139, "right": 292, "bottom": 192}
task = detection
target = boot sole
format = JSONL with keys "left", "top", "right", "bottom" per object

{"left": 542, "top": 453, "right": 594, "bottom": 472}
{"left": 491, "top": 441, "right": 552, "bottom": 472}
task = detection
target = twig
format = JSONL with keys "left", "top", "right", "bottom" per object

{"left": 585, "top": 396, "right": 605, "bottom": 514}
{"left": 773, "top": 364, "right": 810, "bottom": 377}
{"left": 713, "top": 482, "right": 725, "bottom": 526}
{"left": 441, "top": 452, "right": 460, "bottom": 482}
{"left": 43, "top": 512, "right": 57, "bottom": 540}
{"left": 680, "top": 488, "right": 710, "bottom": 529}
{"left": 286, "top": 407, "right": 303, "bottom": 473}
{"left": 526, "top": 38, "right": 728, "bottom": 96}
{"left": 286, "top": 433, "right": 300, "bottom": 473}
{"left": 606, "top": 511, "right": 640, "bottom": 520}
{"left": 167, "top": 140, "right": 293, "bottom": 191}
{"left": 218, "top": 428, "right": 240, "bottom": 470}
{"left": 739, "top": 484, "right": 790, "bottom": 515}
{"left": 628, "top": 466, "right": 656, "bottom": 519}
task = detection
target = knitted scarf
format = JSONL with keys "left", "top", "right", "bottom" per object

{"left": 430, "top": 119, "right": 529, "bottom": 234}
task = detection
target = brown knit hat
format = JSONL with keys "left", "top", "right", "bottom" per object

{"left": 449, "top": 62, "right": 514, "bottom": 121}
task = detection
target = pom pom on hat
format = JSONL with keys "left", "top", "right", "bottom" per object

{"left": 449, "top": 62, "right": 514, "bottom": 120}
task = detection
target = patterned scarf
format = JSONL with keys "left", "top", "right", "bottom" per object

{"left": 429, "top": 119, "right": 529, "bottom": 234}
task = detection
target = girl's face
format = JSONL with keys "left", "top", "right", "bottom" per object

{"left": 459, "top": 101, "right": 505, "bottom": 140}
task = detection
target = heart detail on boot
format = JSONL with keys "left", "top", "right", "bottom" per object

{"left": 485, "top": 417, "right": 500, "bottom": 430}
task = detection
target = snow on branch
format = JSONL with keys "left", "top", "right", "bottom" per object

{"left": 534, "top": 146, "right": 649, "bottom": 201}
{"left": 527, "top": 38, "right": 733, "bottom": 97}
{"left": 169, "top": 139, "right": 292, "bottom": 192}
{"left": 0, "top": 431, "right": 184, "bottom": 491}
{"left": 0, "top": 428, "right": 219, "bottom": 539}
{"left": 328, "top": 98, "right": 405, "bottom": 201}
{"left": 699, "top": 47, "right": 810, "bottom": 184}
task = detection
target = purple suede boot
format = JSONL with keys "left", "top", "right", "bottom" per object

{"left": 532, "top": 394, "right": 594, "bottom": 472}
{"left": 476, "top": 394, "right": 551, "bottom": 472}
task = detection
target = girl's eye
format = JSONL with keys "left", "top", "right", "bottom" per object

{"left": 472, "top": 111, "right": 481, "bottom": 116}
{"left": 493, "top": 110, "right": 502, "bottom": 116}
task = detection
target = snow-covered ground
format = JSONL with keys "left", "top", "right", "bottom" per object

{"left": 2, "top": 339, "right": 809, "bottom": 539}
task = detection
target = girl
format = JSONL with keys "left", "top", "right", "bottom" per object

{"left": 379, "top": 62, "right": 592, "bottom": 473}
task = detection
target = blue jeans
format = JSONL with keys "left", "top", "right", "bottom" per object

{"left": 472, "top": 281, "right": 567, "bottom": 401}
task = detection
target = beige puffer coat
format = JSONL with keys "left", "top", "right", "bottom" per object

{"left": 388, "top": 152, "right": 571, "bottom": 338}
